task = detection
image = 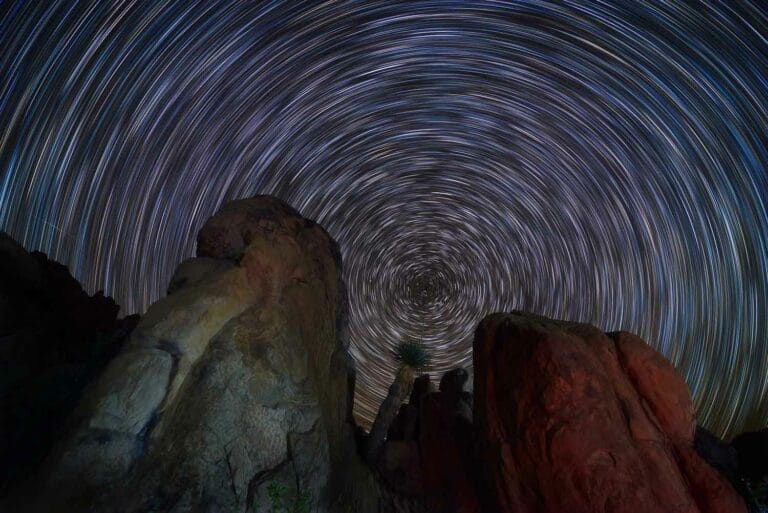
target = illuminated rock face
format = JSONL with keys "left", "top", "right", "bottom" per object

{"left": 29, "top": 196, "right": 358, "bottom": 513}
{"left": 473, "top": 312, "right": 747, "bottom": 513}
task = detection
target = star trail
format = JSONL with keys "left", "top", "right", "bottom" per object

{"left": 1, "top": 1, "right": 767, "bottom": 438}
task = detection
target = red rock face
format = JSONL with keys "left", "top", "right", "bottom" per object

{"left": 473, "top": 312, "right": 746, "bottom": 513}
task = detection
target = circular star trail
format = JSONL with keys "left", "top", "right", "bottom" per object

{"left": 1, "top": 1, "right": 767, "bottom": 438}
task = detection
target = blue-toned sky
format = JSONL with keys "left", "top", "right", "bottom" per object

{"left": 1, "top": 0, "right": 766, "bottom": 437}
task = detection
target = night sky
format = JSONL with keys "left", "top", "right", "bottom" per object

{"left": 1, "top": 1, "right": 767, "bottom": 438}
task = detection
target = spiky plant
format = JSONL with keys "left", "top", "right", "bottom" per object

{"left": 365, "top": 339, "right": 431, "bottom": 466}
{"left": 394, "top": 340, "right": 430, "bottom": 371}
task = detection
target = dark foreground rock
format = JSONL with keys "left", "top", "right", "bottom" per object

{"left": 377, "top": 368, "right": 481, "bottom": 513}
{"left": 695, "top": 427, "right": 761, "bottom": 513}
{"left": 473, "top": 311, "right": 747, "bottom": 513}
{"left": 0, "top": 232, "right": 137, "bottom": 495}
{"left": 733, "top": 429, "right": 768, "bottom": 482}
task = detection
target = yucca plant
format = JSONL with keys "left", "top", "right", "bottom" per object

{"left": 393, "top": 340, "right": 430, "bottom": 371}
{"left": 364, "top": 339, "right": 430, "bottom": 465}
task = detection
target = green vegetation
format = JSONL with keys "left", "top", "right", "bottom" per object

{"left": 266, "top": 480, "right": 312, "bottom": 513}
{"left": 393, "top": 340, "right": 430, "bottom": 371}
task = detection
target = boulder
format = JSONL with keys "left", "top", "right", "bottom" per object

{"left": 374, "top": 367, "right": 480, "bottom": 513}
{"left": 12, "top": 196, "right": 359, "bottom": 513}
{"left": 473, "top": 311, "right": 747, "bottom": 513}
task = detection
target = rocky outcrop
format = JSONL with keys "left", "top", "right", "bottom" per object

{"left": 8, "top": 196, "right": 364, "bottom": 513}
{"left": 473, "top": 311, "right": 747, "bottom": 513}
{"left": 0, "top": 232, "right": 137, "bottom": 495}
{"left": 377, "top": 369, "right": 481, "bottom": 513}
{"left": 4, "top": 209, "right": 752, "bottom": 513}
{"left": 419, "top": 370, "right": 481, "bottom": 513}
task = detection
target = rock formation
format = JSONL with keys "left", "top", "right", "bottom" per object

{"left": 377, "top": 368, "right": 481, "bottom": 513}
{"left": 2, "top": 204, "right": 755, "bottom": 513}
{"left": 0, "top": 232, "right": 137, "bottom": 495}
{"left": 418, "top": 369, "right": 481, "bottom": 513}
{"left": 7, "top": 196, "right": 369, "bottom": 513}
{"left": 473, "top": 311, "right": 747, "bottom": 513}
